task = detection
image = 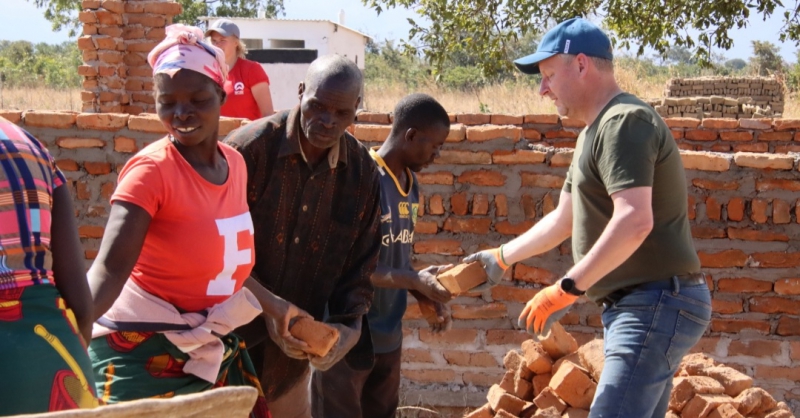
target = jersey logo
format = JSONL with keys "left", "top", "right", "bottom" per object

{"left": 411, "top": 203, "right": 419, "bottom": 225}
{"left": 234, "top": 82, "right": 245, "bottom": 95}
{"left": 207, "top": 213, "right": 254, "bottom": 296}
{"left": 397, "top": 202, "right": 410, "bottom": 218}
{"left": 381, "top": 229, "right": 414, "bottom": 246}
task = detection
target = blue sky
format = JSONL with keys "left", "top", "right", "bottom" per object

{"left": 2, "top": 0, "right": 798, "bottom": 62}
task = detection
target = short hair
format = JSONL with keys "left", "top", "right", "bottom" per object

{"left": 305, "top": 55, "right": 363, "bottom": 94}
{"left": 392, "top": 93, "right": 450, "bottom": 134}
{"left": 561, "top": 54, "right": 614, "bottom": 72}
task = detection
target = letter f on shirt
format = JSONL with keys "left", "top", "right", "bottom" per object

{"left": 207, "top": 213, "right": 255, "bottom": 296}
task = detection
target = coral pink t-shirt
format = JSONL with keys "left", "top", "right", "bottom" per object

{"left": 220, "top": 58, "right": 270, "bottom": 121}
{"left": 111, "top": 137, "right": 255, "bottom": 312}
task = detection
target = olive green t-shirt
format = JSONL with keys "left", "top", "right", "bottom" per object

{"left": 564, "top": 93, "right": 700, "bottom": 303}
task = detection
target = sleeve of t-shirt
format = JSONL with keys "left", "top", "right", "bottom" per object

{"left": 562, "top": 162, "right": 573, "bottom": 193}
{"left": 593, "top": 112, "right": 660, "bottom": 195}
{"left": 246, "top": 60, "right": 270, "bottom": 86}
{"left": 111, "top": 155, "right": 164, "bottom": 217}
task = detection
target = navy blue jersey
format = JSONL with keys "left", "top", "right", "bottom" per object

{"left": 367, "top": 148, "right": 419, "bottom": 353}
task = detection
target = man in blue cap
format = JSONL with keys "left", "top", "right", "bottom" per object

{"left": 464, "top": 17, "right": 711, "bottom": 417}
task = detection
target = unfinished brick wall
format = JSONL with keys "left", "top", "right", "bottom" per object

{"left": 1, "top": 109, "right": 798, "bottom": 416}
{"left": 78, "top": 0, "right": 182, "bottom": 114}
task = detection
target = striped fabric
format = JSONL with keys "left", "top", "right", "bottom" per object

{"left": 0, "top": 119, "right": 66, "bottom": 290}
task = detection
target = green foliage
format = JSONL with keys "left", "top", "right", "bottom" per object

{"left": 0, "top": 40, "right": 81, "bottom": 89}
{"left": 748, "top": 40, "right": 784, "bottom": 75}
{"left": 364, "top": 0, "right": 793, "bottom": 77}
{"left": 28, "top": 0, "right": 81, "bottom": 37}
{"left": 784, "top": 50, "right": 800, "bottom": 91}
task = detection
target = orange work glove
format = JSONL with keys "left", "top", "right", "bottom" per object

{"left": 518, "top": 280, "right": 578, "bottom": 339}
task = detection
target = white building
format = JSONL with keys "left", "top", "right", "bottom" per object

{"left": 203, "top": 14, "right": 370, "bottom": 111}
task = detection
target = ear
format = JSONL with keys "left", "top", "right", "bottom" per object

{"left": 576, "top": 53, "right": 590, "bottom": 75}
{"left": 298, "top": 82, "right": 305, "bottom": 100}
{"left": 404, "top": 127, "right": 417, "bottom": 143}
{"left": 217, "top": 86, "right": 227, "bottom": 106}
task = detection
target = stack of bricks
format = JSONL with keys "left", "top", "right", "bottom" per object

{"left": 465, "top": 324, "right": 796, "bottom": 418}
{"left": 78, "top": 0, "right": 182, "bottom": 114}
{"left": 650, "top": 77, "right": 784, "bottom": 119}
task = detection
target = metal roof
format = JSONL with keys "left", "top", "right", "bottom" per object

{"left": 199, "top": 17, "right": 372, "bottom": 39}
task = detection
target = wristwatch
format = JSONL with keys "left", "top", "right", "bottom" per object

{"left": 560, "top": 277, "right": 585, "bottom": 296}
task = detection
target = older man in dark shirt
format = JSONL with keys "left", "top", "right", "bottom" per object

{"left": 225, "top": 55, "right": 380, "bottom": 418}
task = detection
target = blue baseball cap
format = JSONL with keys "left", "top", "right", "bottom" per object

{"left": 514, "top": 17, "right": 613, "bottom": 74}
{"left": 205, "top": 18, "right": 241, "bottom": 38}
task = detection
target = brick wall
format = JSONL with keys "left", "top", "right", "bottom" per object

{"left": 2, "top": 109, "right": 799, "bottom": 415}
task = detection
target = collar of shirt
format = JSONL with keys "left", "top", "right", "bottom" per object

{"left": 279, "top": 105, "right": 348, "bottom": 170}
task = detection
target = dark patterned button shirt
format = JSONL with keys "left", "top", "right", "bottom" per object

{"left": 224, "top": 106, "right": 380, "bottom": 400}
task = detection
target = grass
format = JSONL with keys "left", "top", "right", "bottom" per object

{"left": 0, "top": 87, "right": 83, "bottom": 112}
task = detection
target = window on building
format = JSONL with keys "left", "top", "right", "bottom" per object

{"left": 269, "top": 39, "right": 305, "bottom": 49}
{"left": 242, "top": 38, "right": 263, "bottom": 50}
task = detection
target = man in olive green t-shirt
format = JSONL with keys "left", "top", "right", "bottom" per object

{"left": 464, "top": 18, "right": 711, "bottom": 418}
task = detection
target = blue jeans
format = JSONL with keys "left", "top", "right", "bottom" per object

{"left": 589, "top": 278, "right": 711, "bottom": 418}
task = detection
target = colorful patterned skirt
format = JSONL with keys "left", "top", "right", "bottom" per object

{"left": 0, "top": 285, "right": 99, "bottom": 416}
{"left": 89, "top": 329, "right": 269, "bottom": 418}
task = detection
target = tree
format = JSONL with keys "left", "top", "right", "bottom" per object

{"left": 27, "top": 0, "right": 284, "bottom": 36}
{"left": 748, "top": 40, "right": 784, "bottom": 75}
{"left": 364, "top": 0, "right": 796, "bottom": 76}
{"left": 725, "top": 58, "right": 748, "bottom": 71}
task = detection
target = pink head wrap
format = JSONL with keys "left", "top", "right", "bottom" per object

{"left": 147, "top": 24, "right": 228, "bottom": 87}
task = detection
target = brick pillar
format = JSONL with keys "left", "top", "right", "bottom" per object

{"left": 78, "top": 0, "right": 182, "bottom": 114}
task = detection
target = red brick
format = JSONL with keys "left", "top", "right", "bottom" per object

{"left": 456, "top": 113, "right": 491, "bottom": 125}
{"left": 707, "top": 403, "right": 745, "bottom": 418}
{"left": 705, "top": 196, "right": 722, "bottom": 220}
{"left": 514, "top": 264, "right": 557, "bottom": 285}
{"left": 487, "top": 384, "right": 528, "bottom": 416}
{"left": 523, "top": 128, "right": 542, "bottom": 140}
{"left": 445, "top": 123, "right": 466, "bottom": 142}
{"left": 544, "top": 129, "right": 579, "bottom": 139}
{"left": 739, "top": 118, "right": 773, "bottom": 130}
{"left": 78, "top": 113, "right": 127, "bottom": 133}
{"left": 712, "top": 298, "right": 743, "bottom": 314}
{"left": 435, "top": 150, "right": 491, "bottom": 165}
{"left": 56, "top": 159, "right": 80, "bottom": 172}
{"left": 686, "top": 129, "right": 719, "bottom": 141}
{"left": 711, "top": 318, "right": 770, "bottom": 334}
{"left": 735, "top": 387, "right": 778, "bottom": 416}
{"left": 414, "top": 239, "right": 463, "bottom": 255}
{"left": 458, "top": 170, "right": 506, "bottom": 186}
{"left": 401, "top": 369, "right": 456, "bottom": 384}
{"left": 471, "top": 194, "right": 489, "bottom": 215}
{"left": 487, "top": 330, "right": 530, "bottom": 345}
{"left": 418, "top": 172, "right": 454, "bottom": 185}
{"left": 355, "top": 112, "right": 388, "bottom": 124}
{"left": 755, "top": 179, "right": 800, "bottom": 192}
{"left": 702, "top": 118, "right": 739, "bottom": 129}
{"left": 490, "top": 114, "right": 524, "bottom": 125}
{"left": 727, "top": 340, "right": 782, "bottom": 358}
{"left": 495, "top": 194, "right": 508, "bottom": 216}
{"left": 692, "top": 226, "right": 726, "bottom": 239}
{"left": 540, "top": 322, "right": 578, "bottom": 360}
{"left": 495, "top": 220, "right": 535, "bottom": 235}
{"left": 562, "top": 408, "right": 590, "bottom": 418}
{"left": 549, "top": 362, "right": 596, "bottom": 409}
{"left": 698, "top": 250, "right": 748, "bottom": 268}
{"left": 550, "top": 150, "right": 573, "bottom": 167}
{"left": 521, "top": 173, "right": 565, "bottom": 188}
{"left": 521, "top": 340, "right": 553, "bottom": 374}
{"left": 774, "top": 278, "right": 800, "bottom": 295}
{"left": 758, "top": 131, "right": 794, "bottom": 141}
{"left": 491, "top": 285, "right": 538, "bottom": 303}
{"left": 524, "top": 114, "right": 559, "bottom": 124}
{"left": 772, "top": 199, "right": 791, "bottom": 224}
{"left": 452, "top": 303, "right": 507, "bottom": 320}
{"left": 450, "top": 192, "right": 468, "bottom": 215}
{"left": 464, "top": 371, "right": 506, "bottom": 387}
{"left": 100, "top": 182, "right": 115, "bottom": 199}
{"left": 672, "top": 128, "right": 684, "bottom": 140}
{"left": 733, "top": 142, "right": 768, "bottom": 152}
{"left": 669, "top": 376, "right": 726, "bottom": 412}
{"left": 414, "top": 221, "right": 438, "bottom": 234}
{"left": 697, "top": 367, "right": 752, "bottom": 397}
{"left": 78, "top": 225, "right": 104, "bottom": 238}
{"left": 720, "top": 131, "right": 754, "bottom": 141}
{"left": 289, "top": 318, "right": 339, "bottom": 357}
{"left": 776, "top": 143, "right": 800, "bottom": 153}
{"left": 443, "top": 350, "right": 498, "bottom": 367}
{"left": 666, "top": 117, "right": 701, "bottom": 128}
{"left": 709, "top": 144, "right": 732, "bottom": 152}
{"left": 751, "top": 252, "right": 800, "bottom": 268}
{"left": 24, "top": 111, "right": 78, "bottom": 128}
{"left": 727, "top": 227, "right": 788, "bottom": 242}
{"left": 750, "top": 198, "right": 769, "bottom": 223}
{"left": 443, "top": 217, "right": 492, "bottom": 234}
{"left": 576, "top": 339, "right": 604, "bottom": 382}
{"left": 688, "top": 195, "right": 697, "bottom": 220}
{"left": 717, "top": 277, "right": 772, "bottom": 293}
{"left": 464, "top": 404, "right": 493, "bottom": 418}
{"left": 428, "top": 194, "right": 444, "bottom": 215}
{"left": 84, "top": 161, "right": 111, "bottom": 175}
{"left": 681, "top": 151, "right": 731, "bottom": 171}
{"left": 128, "top": 114, "right": 166, "bottom": 133}
{"left": 749, "top": 296, "right": 800, "bottom": 314}
{"left": 492, "top": 150, "right": 546, "bottom": 164}
{"left": 727, "top": 197, "right": 745, "bottom": 221}
{"left": 792, "top": 341, "right": 800, "bottom": 361}
{"left": 682, "top": 394, "right": 738, "bottom": 418}
{"left": 735, "top": 152, "right": 795, "bottom": 170}
{"left": 542, "top": 192, "right": 556, "bottom": 216}
{"left": 777, "top": 316, "right": 800, "bottom": 336}
{"left": 521, "top": 195, "right": 537, "bottom": 219}
{"left": 471, "top": 123, "right": 522, "bottom": 140}
{"left": 418, "top": 328, "right": 477, "bottom": 345}
{"left": 75, "top": 181, "right": 90, "bottom": 200}
{"left": 513, "top": 374, "right": 533, "bottom": 400}
{"left": 692, "top": 179, "right": 739, "bottom": 190}
{"left": 534, "top": 387, "right": 568, "bottom": 413}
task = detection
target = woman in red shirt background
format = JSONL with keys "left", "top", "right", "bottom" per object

{"left": 206, "top": 19, "right": 275, "bottom": 120}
